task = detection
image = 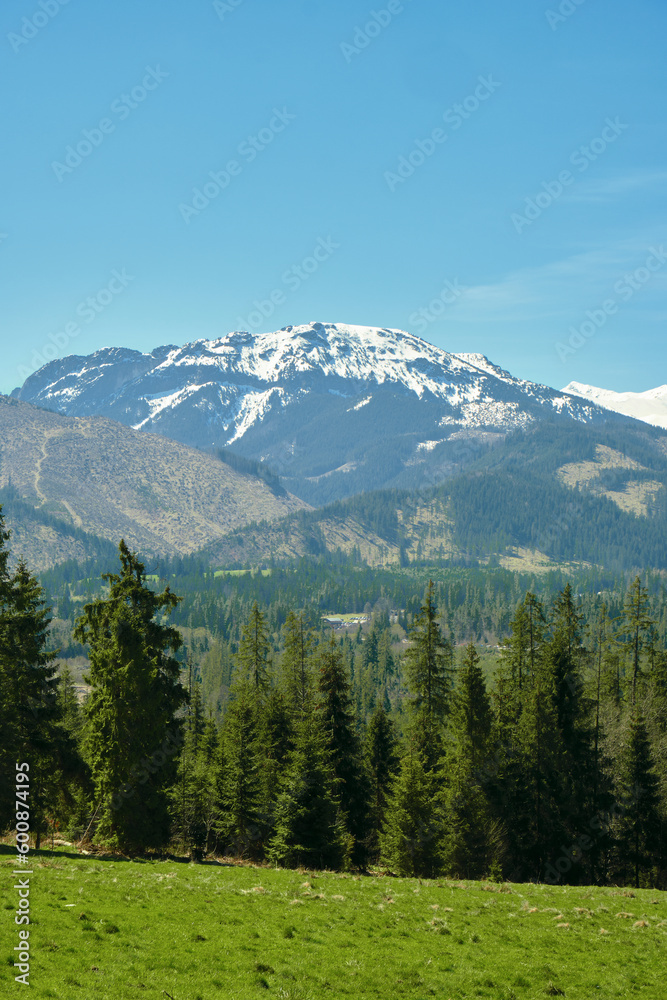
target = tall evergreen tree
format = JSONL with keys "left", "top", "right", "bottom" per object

{"left": 280, "top": 611, "right": 315, "bottom": 717}
{"left": 381, "top": 747, "right": 444, "bottom": 878}
{"left": 238, "top": 601, "right": 271, "bottom": 695}
{"left": 445, "top": 642, "right": 499, "bottom": 879}
{"left": 74, "top": 540, "right": 187, "bottom": 852}
{"left": 173, "top": 683, "right": 217, "bottom": 860}
{"left": 616, "top": 712, "right": 663, "bottom": 888}
{"left": 268, "top": 716, "right": 350, "bottom": 870}
{"left": 216, "top": 680, "right": 263, "bottom": 858}
{"left": 617, "top": 577, "right": 655, "bottom": 704}
{"left": 403, "top": 581, "right": 453, "bottom": 721}
{"left": 318, "top": 633, "right": 370, "bottom": 867}
{"left": 364, "top": 705, "right": 399, "bottom": 862}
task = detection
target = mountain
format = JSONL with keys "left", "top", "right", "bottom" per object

{"left": 563, "top": 381, "right": 667, "bottom": 430}
{"left": 13, "top": 323, "right": 618, "bottom": 505}
{"left": 0, "top": 396, "right": 307, "bottom": 569}
{"left": 203, "top": 421, "right": 667, "bottom": 574}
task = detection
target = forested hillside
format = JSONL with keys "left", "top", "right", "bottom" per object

{"left": 2, "top": 507, "right": 666, "bottom": 887}
{"left": 204, "top": 421, "right": 667, "bottom": 572}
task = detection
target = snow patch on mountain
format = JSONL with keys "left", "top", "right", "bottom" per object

{"left": 563, "top": 381, "right": 667, "bottom": 430}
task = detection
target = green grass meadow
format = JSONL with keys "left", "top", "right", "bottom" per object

{"left": 2, "top": 847, "right": 666, "bottom": 999}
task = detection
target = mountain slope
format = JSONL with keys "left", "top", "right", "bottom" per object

{"left": 0, "top": 396, "right": 307, "bottom": 567}
{"left": 13, "top": 323, "right": 617, "bottom": 504}
{"left": 563, "top": 381, "right": 667, "bottom": 430}
{"left": 203, "top": 421, "right": 667, "bottom": 573}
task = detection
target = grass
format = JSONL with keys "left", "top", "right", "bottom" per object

{"left": 2, "top": 846, "right": 666, "bottom": 998}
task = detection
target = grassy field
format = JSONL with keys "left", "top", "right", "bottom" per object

{"left": 2, "top": 847, "right": 666, "bottom": 999}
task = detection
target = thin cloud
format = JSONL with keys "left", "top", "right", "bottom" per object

{"left": 449, "top": 239, "right": 667, "bottom": 325}
{"left": 563, "top": 170, "right": 667, "bottom": 203}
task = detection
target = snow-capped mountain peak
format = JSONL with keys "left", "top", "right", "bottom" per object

{"left": 12, "top": 322, "right": 618, "bottom": 502}
{"left": 563, "top": 381, "right": 667, "bottom": 430}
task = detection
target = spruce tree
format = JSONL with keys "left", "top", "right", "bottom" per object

{"left": 173, "top": 683, "right": 217, "bottom": 860}
{"left": 403, "top": 580, "right": 453, "bottom": 721}
{"left": 74, "top": 540, "right": 187, "bottom": 852}
{"left": 381, "top": 747, "right": 444, "bottom": 878}
{"left": 318, "top": 633, "right": 371, "bottom": 867}
{"left": 364, "top": 705, "right": 399, "bottom": 862}
{"left": 268, "top": 716, "right": 350, "bottom": 870}
{"left": 445, "top": 642, "right": 498, "bottom": 879}
{"left": 280, "top": 611, "right": 315, "bottom": 717}
{"left": 616, "top": 712, "right": 663, "bottom": 888}
{"left": 617, "top": 577, "right": 655, "bottom": 705}
{"left": 0, "top": 558, "right": 73, "bottom": 843}
{"left": 238, "top": 601, "right": 271, "bottom": 695}
{"left": 403, "top": 581, "right": 453, "bottom": 772}
{"left": 216, "top": 680, "right": 263, "bottom": 858}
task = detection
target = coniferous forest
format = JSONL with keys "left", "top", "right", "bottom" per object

{"left": 1, "top": 504, "right": 666, "bottom": 889}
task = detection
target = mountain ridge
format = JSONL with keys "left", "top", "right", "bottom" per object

{"left": 13, "top": 322, "right": 625, "bottom": 504}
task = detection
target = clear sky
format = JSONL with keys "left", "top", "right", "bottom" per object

{"left": 1, "top": 0, "right": 665, "bottom": 396}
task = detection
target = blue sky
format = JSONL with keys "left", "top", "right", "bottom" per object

{"left": 1, "top": 0, "right": 665, "bottom": 395}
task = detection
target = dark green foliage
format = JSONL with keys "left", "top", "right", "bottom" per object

{"left": 216, "top": 680, "right": 264, "bottom": 858}
{"left": 268, "top": 718, "right": 350, "bottom": 870}
{"left": 318, "top": 634, "right": 371, "bottom": 867}
{"left": 364, "top": 705, "right": 399, "bottom": 861}
{"left": 381, "top": 747, "right": 444, "bottom": 878}
{"left": 172, "top": 683, "right": 218, "bottom": 860}
{"left": 616, "top": 576, "right": 655, "bottom": 704}
{"left": 280, "top": 611, "right": 315, "bottom": 717}
{"left": 445, "top": 642, "right": 499, "bottom": 879}
{"left": 616, "top": 713, "right": 664, "bottom": 887}
{"left": 74, "top": 540, "right": 187, "bottom": 853}
{"left": 403, "top": 580, "right": 453, "bottom": 722}
{"left": 237, "top": 601, "right": 271, "bottom": 695}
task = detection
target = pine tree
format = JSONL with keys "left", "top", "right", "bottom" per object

{"left": 173, "top": 683, "right": 217, "bottom": 860}
{"left": 256, "top": 688, "right": 294, "bottom": 844}
{"left": 280, "top": 611, "right": 315, "bottom": 717}
{"left": 268, "top": 716, "right": 350, "bottom": 870}
{"left": 364, "top": 705, "right": 399, "bottom": 862}
{"left": 0, "top": 559, "right": 70, "bottom": 843}
{"left": 318, "top": 633, "right": 371, "bottom": 867}
{"left": 445, "top": 642, "right": 498, "bottom": 879}
{"left": 238, "top": 601, "right": 271, "bottom": 695}
{"left": 617, "top": 577, "right": 655, "bottom": 705}
{"left": 216, "top": 680, "right": 263, "bottom": 858}
{"left": 403, "top": 580, "right": 453, "bottom": 721}
{"left": 74, "top": 540, "right": 187, "bottom": 852}
{"left": 381, "top": 747, "right": 444, "bottom": 878}
{"left": 616, "top": 712, "right": 663, "bottom": 888}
